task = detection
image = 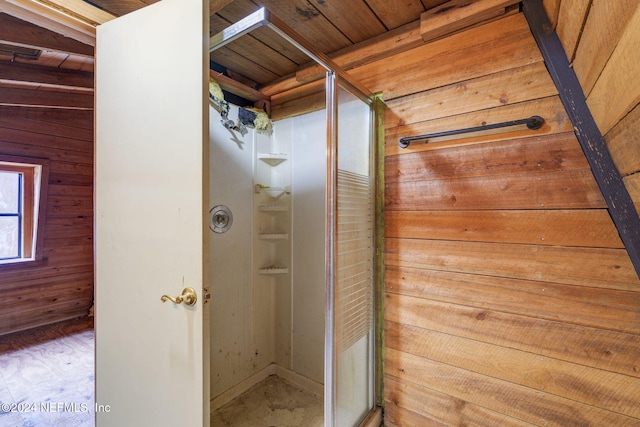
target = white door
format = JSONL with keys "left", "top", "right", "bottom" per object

{"left": 95, "top": 0, "right": 210, "bottom": 425}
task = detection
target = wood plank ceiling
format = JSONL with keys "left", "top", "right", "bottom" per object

{"left": 0, "top": 0, "right": 526, "bottom": 110}
{"left": 0, "top": 9, "right": 94, "bottom": 110}
{"left": 0, "top": 0, "right": 468, "bottom": 110}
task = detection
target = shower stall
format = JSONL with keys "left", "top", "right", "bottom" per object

{"left": 207, "top": 8, "right": 381, "bottom": 427}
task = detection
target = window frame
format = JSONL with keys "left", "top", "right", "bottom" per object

{"left": 0, "top": 154, "right": 49, "bottom": 265}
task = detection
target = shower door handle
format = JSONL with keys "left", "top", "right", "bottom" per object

{"left": 160, "top": 287, "right": 197, "bottom": 306}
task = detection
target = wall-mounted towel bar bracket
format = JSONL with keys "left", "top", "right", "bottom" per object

{"left": 398, "top": 115, "right": 544, "bottom": 148}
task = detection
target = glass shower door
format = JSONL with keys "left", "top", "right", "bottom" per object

{"left": 326, "top": 75, "right": 376, "bottom": 426}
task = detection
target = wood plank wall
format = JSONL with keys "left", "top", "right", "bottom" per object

{"left": 353, "top": 12, "right": 640, "bottom": 426}
{"left": 547, "top": 0, "right": 640, "bottom": 217}
{"left": 0, "top": 107, "right": 94, "bottom": 335}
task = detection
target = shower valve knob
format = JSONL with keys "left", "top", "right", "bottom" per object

{"left": 210, "top": 205, "right": 233, "bottom": 233}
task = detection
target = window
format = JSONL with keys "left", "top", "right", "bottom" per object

{"left": 0, "top": 156, "right": 49, "bottom": 265}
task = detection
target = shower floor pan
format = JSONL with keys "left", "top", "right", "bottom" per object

{"left": 210, "top": 375, "right": 323, "bottom": 427}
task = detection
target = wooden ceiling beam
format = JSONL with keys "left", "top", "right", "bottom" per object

{"left": 420, "top": 0, "right": 520, "bottom": 43}
{"left": 294, "top": 20, "right": 423, "bottom": 86}
{"left": 523, "top": 0, "right": 640, "bottom": 277}
{"left": 0, "top": 104, "right": 93, "bottom": 121}
{"left": 0, "top": 86, "right": 93, "bottom": 109}
{"left": 210, "top": 69, "right": 268, "bottom": 103}
{"left": 0, "top": 61, "right": 94, "bottom": 90}
{"left": 0, "top": 0, "right": 95, "bottom": 45}
{"left": 34, "top": 0, "right": 114, "bottom": 26}
{"left": 0, "top": 12, "right": 93, "bottom": 56}
{"left": 82, "top": 0, "right": 152, "bottom": 17}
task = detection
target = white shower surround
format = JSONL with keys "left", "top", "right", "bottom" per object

{"left": 209, "top": 104, "right": 326, "bottom": 400}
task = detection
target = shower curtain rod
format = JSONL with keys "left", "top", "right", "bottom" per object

{"left": 398, "top": 115, "right": 544, "bottom": 148}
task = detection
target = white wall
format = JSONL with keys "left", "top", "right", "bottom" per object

{"left": 209, "top": 104, "right": 328, "bottom": 399}
{"left": 209, "top": 104, "right": 257, "bottom": 397}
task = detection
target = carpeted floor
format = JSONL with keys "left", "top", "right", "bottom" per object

{"left": 0, "top": 319, "right": 325, "bottom": 427}
{"left": 211, "top": 375, "right": 323, "bottom": 427}
{"left": 0, "top": 317, "right": 95, "bottom": 427}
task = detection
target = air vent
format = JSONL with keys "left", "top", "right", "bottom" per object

{"left": 0, "top": 43, "right": 42, "bottom": 61}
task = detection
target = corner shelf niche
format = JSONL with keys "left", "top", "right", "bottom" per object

{"left": 258, "top": 153, "right": 288, "bottom": 166}
{"left": 254, "top": 139, "right": 291, "bottom": 277}
{"left": 255, "top": 185, "right": 289, "bottom": 199}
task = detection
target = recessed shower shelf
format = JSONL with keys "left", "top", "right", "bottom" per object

{"left": 259, "top": 233, "right": 289, "bottom": 240}
{"left": 258, "top": 153, "right": 288, "bottom": 166}
{"left": 258, "top": 266, "right": 289, "bottom": 275}
{"left": 255, "top": 184, "right": 290, "bottom": 199}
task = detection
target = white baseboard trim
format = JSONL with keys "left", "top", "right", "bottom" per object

{"left": 210, "top": 364, "right": 277, "bottom": 412}
{"left": 273, "top": 364, "right": 324, "bottom": 397}
{"left": 210, "top": 363, "right": 324, "bottom": 412}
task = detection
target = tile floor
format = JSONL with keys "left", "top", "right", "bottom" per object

{"left": 211, "top": 375, "right": 324, "bottom": 427}
{"left": 0, "top": 317, "right": 95, "bottom": 427}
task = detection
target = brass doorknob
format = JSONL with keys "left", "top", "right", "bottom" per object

{"left": 161, "top": 287, "right": 197, "bottom": 306}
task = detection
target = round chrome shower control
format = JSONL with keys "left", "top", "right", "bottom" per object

{"left": 210, "top": 205, "right": 233, "bottom": 233}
